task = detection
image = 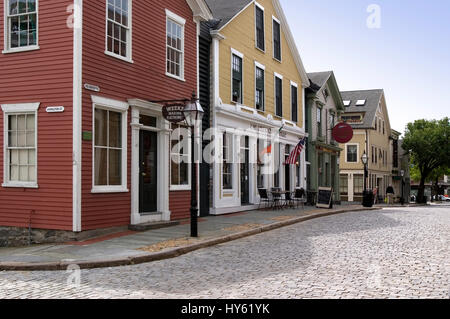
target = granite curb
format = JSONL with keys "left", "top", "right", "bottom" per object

{"left": 0, "top": 207, "right": 380, "bottom": 271}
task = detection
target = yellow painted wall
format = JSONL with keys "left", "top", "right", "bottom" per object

{"left": 339, "top": 132, "right": 366, "bottom": 171}
{"left": 218, "top": 0, "right": 304, "bottom": 127}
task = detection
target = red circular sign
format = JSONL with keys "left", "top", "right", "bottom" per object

{"left": 332, "top": 122, "right": 354, "bottom": 143}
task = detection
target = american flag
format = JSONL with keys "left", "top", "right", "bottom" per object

{"left": 284, "top": 137, "right": 306, "bottom": 165}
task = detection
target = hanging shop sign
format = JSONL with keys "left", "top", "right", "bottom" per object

{"left": 332, "top": 122, "right": 354, "bottom": 144}
{"left": 162, "top": 103, "right": 186, "bottom": 123}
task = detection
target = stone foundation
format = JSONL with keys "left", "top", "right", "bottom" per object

{"left": 0, "top": 225, "right": 129, "bottom": 248}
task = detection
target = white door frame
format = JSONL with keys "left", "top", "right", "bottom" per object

{"left": 128, "top": 99, "right": 171, "bottom": 225}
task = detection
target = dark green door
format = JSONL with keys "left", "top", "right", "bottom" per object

{"left": 139, "top": 131, "right": 157, "bottom": 213}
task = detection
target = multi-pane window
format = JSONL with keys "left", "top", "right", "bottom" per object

{"left": 223, "top": 133, "right": 233, "bottom": 190}
{"left": 107, "top": 0, "right": 130, "bottom": 59}
{"left": 255, "top": 5, "right": 265, "bottom": 51}
{"left": 291, "top": 85, "right": 298, "bottom": 122}
{"left": 273, "top": 19, "right": 281, "bottom": 60}
{"left": 6, "top": 0, "right": 38, "bottom": 50}
{"left": 275, "top": 76, "right": 282, "bottom": 117}
{"left": 166, "top": 18, "right": 184, "bottom": 78}
{"left": 347, "top": 145, "right": 358, "bottom": 163}
{"left": 273, "top": 142, "right": 280, "bottom": 188}
{"left": 354, "top": 174, "right": 364, "bottom": 194}
{"left": 317, "top": 107, "right": 322, "bottom": 137}
{"left": 94, "top": 108, "right": 123, "bottom": 186}
{"left": 6, "top": 113, "right": 36, "bottom": 183}
{"left": 340, "top": 174, "right": 348, "bottom": 195}
{"left": 257, "top": 139, "right": 265, "bottom": 189}
{"left": 255, "top": 66, "right": 265, "bottom": 110}
{"left": 170, "top": 124, "right": 189, "bottom": 187}
{"left": 232, "top": 54, "right": 243, "bottom": 103}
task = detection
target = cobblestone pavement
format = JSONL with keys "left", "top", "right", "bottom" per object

{"left": 1, "top": 206, "right": 449, "bottom": 299}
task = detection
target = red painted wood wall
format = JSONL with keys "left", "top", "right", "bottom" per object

{"left": 81, "top": 0, "right": 197, "bottom": 230}
{"left": 0, "top": 0, "right": 74, "bottom": 230}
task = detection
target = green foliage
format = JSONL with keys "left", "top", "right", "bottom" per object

{"left": 402, "top": 117, "right": 450, "bottom": 180}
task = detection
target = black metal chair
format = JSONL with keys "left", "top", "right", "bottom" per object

{"left": 258, "top": 189, "right": 271, "bottom": 210}
{"left": 293, "top": 188, "right": 307, "bottom": 209}
{"left": 271, "top": 187, "right": 282, "bottom": 210}
{"left": 284, "top": 191, "right": 294, "bottom": 208}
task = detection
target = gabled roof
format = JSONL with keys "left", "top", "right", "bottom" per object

{"left": 308, "top": 71, "right": 333, "bottom": 90}
{"left": 340, "top": 89, "right": 384, "bottom": 129}
{"left": 204, "top": 0, "right": 253, "bottom": 30}
{"left": 205, "top": 0, "right": 309, "bottom": 87}
{"left": 308, "top": 71, "right": 345, "bottom": 111}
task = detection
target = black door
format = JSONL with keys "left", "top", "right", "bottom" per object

{"left": 240, "top": 136, "right": 250, "bottom": 205}
{"left": 139, "top": 131, "right": 157, "bottom": 213}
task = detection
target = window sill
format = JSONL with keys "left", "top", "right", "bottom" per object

{"left": 255, "top": 46, "right": 265, "bottom": 53}
{"left": 273, "top": 57, "right": 282, "bottom": 63}
{"left": 2, "top": 45, "right": 40, "bottom": 54}
{"left": 2, "top": 182, "right": 39, "bottom": 189}
{"left": 91, "top": 186, "right": 129, "bottom": 194}
{"left": 165, "top": 72, "right": 185, "bottom": 82}
{"left": 170, "top": 185, "right": 191, "bottom": 191}
{"left": 104, "top": 51, "right": 134, "bottom": 64}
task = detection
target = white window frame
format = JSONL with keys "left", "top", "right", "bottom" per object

{"left": 290, "top": 80, "right": 298, "bottom": 123}
{"left": 274, "top": 72, "right": 283, "bottom": 118}
{"left": 105, "top": 0, "right": 133, "bottom": 63}
{"left": 254, "top": 2, "right": 265, "bottom": 52}
{"left": 91, "top": 95, "right": 129, "bottom": 193}
{"left": 272, "top": 15, "right": 282, "bottom": 62}
{"left": 345, "top": 143, "right": 359, "bottom": 164}
{"left": 3, "top": 0, "right": 40, "bottom": 54}
{"left": 230, "top": 48, "right": 244, "bottom": 104}
{"left": 169, "top": 124, "right": 191, "bottom": 191}
{"left": 1, "top": 103, "right": 39, "bottom": 188}
{"left": 254, "top": 61, "right": 265, "bottom": 111}
{"left": 222, "top": 131, "right": 234, "bottom": 191}
{"left": 165, "top": 9, "right": 185, "bottom": 81}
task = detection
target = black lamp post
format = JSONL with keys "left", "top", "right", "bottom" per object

{"left": 361, "top": 152, "right": 370, "bottom": 207}
{"left": 400, "top": 170, "right": 405, "bottom": 206}
{"left": 183, "top": 92, "right": 204, "bottom": 238}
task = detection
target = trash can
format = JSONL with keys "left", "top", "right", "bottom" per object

{"left": 363, "top": 190, "right": 374, "bottom": 208}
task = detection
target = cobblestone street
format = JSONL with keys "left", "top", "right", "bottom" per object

{"left": 1, "top": 206, "right": 449, "bottom": 299}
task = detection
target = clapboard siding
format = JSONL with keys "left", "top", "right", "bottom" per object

{"left": 170, "top": 191, "right": 191, "bottom": 220}
{"left": 81, "top": 1, "right": 198, "bottom": 230}
{"left": 0, "top": 0, "right": 74, "bottom": 230}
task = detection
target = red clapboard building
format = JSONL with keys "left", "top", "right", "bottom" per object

{"left": 0, "top": 0, "right": 212, "bottom": 245}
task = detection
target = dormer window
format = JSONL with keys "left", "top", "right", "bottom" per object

{"left": 356, "top": 100, "right": 366, "bottom": 106}
{"left": 343, "top": 100, "right": 351, "bottom": 107}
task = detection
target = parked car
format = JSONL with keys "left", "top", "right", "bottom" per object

{"left": 438, "top": 195, "right": 450, "bottom": 202}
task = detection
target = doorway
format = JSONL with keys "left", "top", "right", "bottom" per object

{"left": 240, "top": 136, "right": 250, "bottom": 205}
{"left": 139, "top": 130, "right": 158, "bottom": 213}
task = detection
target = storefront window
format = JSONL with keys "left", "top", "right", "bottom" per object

{"left": 223, "top": 132, "right": 233, "bottom": 189}
{"left": 170, "top": 124, "right": 190, "bottom": 188}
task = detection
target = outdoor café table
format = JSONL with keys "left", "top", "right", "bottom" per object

{"left": 270, "top": 190, "right": 291, "bottom": 209}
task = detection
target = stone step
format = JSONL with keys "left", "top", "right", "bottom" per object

{"left": 128, "top": 221, "right": 180, "bottom": 232}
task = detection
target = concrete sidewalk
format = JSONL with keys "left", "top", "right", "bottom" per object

{"left": 0, "top": 204, "right": 379, "bottom": 271}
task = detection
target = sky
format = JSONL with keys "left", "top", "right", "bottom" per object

{"left": 280, "top": 0, "right": 450, "bottom": 136}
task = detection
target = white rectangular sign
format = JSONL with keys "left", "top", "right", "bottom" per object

{"left": 46, "top": 106, "right": 65, "bottom": 113}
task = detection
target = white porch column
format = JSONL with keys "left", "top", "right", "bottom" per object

{"left": 159, "top": 117, "right": 171, "bottom": 221}
{"left": 130, "top": 107, "right": 141, "bottom": 225}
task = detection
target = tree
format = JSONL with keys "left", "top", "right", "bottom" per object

{"left": 402, "top": 118, "right": 450, "bottom": 203}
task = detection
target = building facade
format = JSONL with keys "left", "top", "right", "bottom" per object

{"left": 339, "top": 90, "right": 396, "bottom": 203}
{"left": 305, "top": 71, "right": 344, "bottom": 204}
{"left": 0, "top": 0, "right": 212, "bottom": 244}
{"left": 202, "top": 0, "right": 309, "bottom": 215}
